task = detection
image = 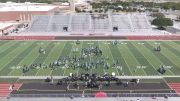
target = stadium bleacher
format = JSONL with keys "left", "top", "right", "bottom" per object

{"left": 112, "top": 14, "right": 131, "bottom": 30}
{"left": 29, "top": 15, "right": 50, "bottom": 32}
{"left": 131, "top": 14, "right": 151, "bottom": 29}
{"left": 71, "top": 14, "right": 90, "bottom": 32}
{"left": 47, "top": 14, "right": 70, "bottom": 32}
{"left": 28, "top": 13, "right": 152, "bottom": 33}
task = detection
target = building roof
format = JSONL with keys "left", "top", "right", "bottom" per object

{"left": 0, "top": 2, "right": 58, "bottom": 12}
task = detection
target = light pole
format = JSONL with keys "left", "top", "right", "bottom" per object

{"left": 26, "top": 0, "right": 29, "bottom": 22}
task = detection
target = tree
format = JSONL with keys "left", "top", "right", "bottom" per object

{"left": 151, "top": 13, "right": 165, "bottom": 18}
{"left": 38, "top": 0, "right": 52, "bottom": 4}
{"left": 75, "top": 8, "right": 81, "bottom": 13}
{"left": 104, "top": 8, "right": 108, "bottom": 13}
{"left": 177, "top": 16, "right": 180, "bottom": 20}
{"left": 94, "top": 9, "right": 98, "bottom": 12}
{"left": 151, "top": 18, "right": 173, "bottom": 27}
{"left": 89, "top": 10, "right": 92, "bottom": 13}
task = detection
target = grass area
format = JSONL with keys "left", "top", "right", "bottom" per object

{"left": 0, "top": 78, "right": 18, "bottom": 83}
{"left": 164, "top": 77, "right": 180, "bottom": 83}
{"left": 0, "top": 40, "right": 179, "bottom": 76}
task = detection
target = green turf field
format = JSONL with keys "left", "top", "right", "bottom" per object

{"left": 0, "top": 40, "right": 179, "bottom": 76}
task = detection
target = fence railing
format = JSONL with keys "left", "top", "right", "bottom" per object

{"left": 10, "top": 93, "right": 179, "bottom": 98}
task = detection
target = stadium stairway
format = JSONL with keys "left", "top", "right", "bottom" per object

{"left": 0, "top": 83, "right": 22, "bottom": 98}
{"left": 168, "top": 83, "right": 180, "bottom": 95}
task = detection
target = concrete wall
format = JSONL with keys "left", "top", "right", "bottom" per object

{"left": 0, "top": 7, "right": 60, "bottom": 22}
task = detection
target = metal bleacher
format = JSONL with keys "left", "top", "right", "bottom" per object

{"left": 28, "top": 13, "right": 152, "bottom": 33}
{"left": 111, "top": 14, "right": 131, "bottom": 30}
{"left": 91, "top": 14, "right": 110, "bottom": 32}
{"left": 29, "top": 15, "right": 50, "bottom": 32}
{"left": 48, "top": 14, "right": 70, "bottom": 32}
{"left": 131, "top": 14, "right": 151, "bottom": 30}
{"left": 71, "top": 14, "right": 90, "bottom": 32}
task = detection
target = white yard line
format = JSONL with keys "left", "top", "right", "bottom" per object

{"left": 20, "top": 49, "right": 42, "bottom": 76}
{"left": 76, "top": 67, "right": 79, "bottom": 77}
{"left": 98, "top": 41, "right": 107, "bottom": 74}
{"left": 154, "top": 44, "right": 180, "bottom": 69}
{"left": 34, "top": 42, "right": 53, "bottom": 76}
{"left": 90, "top": 44, "right": 92, "bottom": 75}
{"left": 48, "top": 43, "right": 65, "bottom": 76}
{"left": 24, "top": 42, "right": 49, "bottom": 76}
{"left": 116, "top": 43, "right": 134, "bottom": 76}
{"left": 105, "top": 42, "right": 120, "bottom": 76}
{"left": 8, "top": 42, "right": 35, "bottom": 76}
{"left": 0, "top": 42, "right": 31, "bottom": 73}
{"left": 76, "top": 42, "right": 83, "bottom": 76}
{"left": 133, "top": 42, "right": 174, "bottom": 76}
{"left": 103, "top": 68, "right": 106, "bottom": 74}
{"left": 117, "top": 44, "right": 147, "bottom": 76}
{"left": 35, "top": 42, "right": 64, "bottom": 77}
{"left": 0, "top": 41, "right": 16, "bottom": 53}
{"left": 63, "top": 42, "right": 74, "bottom": 76}
{"left": 146, "top": 42, "right": 176, "bottom": 75}
{"left": 22, "top": 46, "right": 47, "bottom": 76}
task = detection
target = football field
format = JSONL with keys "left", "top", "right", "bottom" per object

{"left": 0, "top": 40, "right": 179, "bottom": 76}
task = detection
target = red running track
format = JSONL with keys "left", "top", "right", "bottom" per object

{"left": 0, "top": 35, "right": 180, "bottom": 40}
{"left": 0, "top": 36, "right": 56, "bottom": 40}
{"left": 0, "top": 83, "right": 22, "bottom": 98}
{"left": 168, "top": 83, "right": 180, "bottom": 94}
{"left": 127, "top": 35, "right": 180, "bottom": 40}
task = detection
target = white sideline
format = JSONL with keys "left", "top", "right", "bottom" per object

{"left": 1, "top": 76, "right": 180, "bottom": 79}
